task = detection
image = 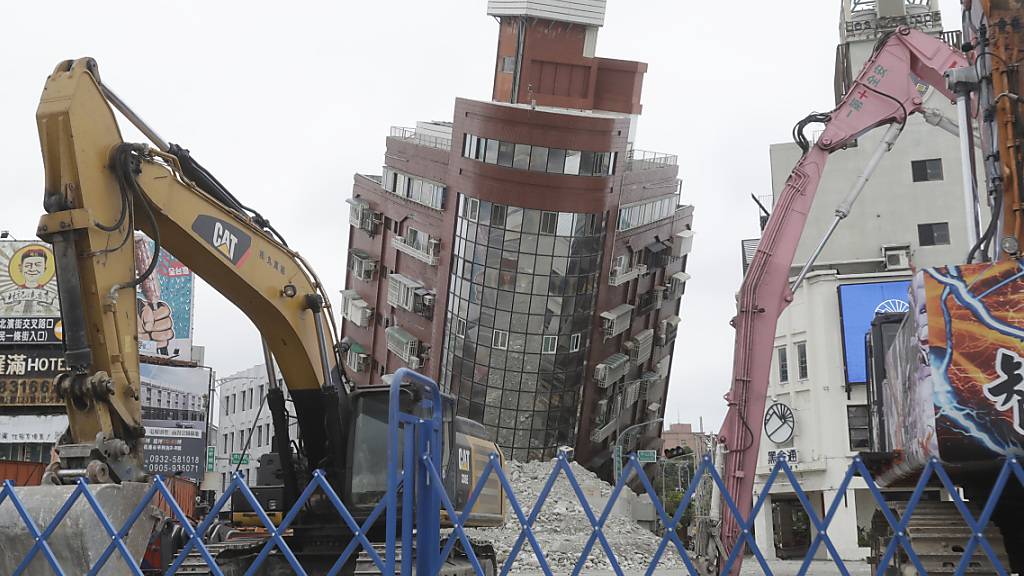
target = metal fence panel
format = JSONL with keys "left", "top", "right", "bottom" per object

{"left": 3, "top": 394, "right": 1020, "bottom": 576}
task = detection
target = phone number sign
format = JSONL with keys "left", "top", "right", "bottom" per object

{"left": 143, "top": 425, "right": 206, "bottom": 482}
{"left": 0, "top": 345, "right": 66, "bottom": 406}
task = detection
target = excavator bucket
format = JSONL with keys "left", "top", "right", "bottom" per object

{"left": 0, "top": 482, "right": 159, "bottom": 575}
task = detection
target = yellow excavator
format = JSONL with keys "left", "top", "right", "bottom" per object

{"left": 0, "top": 58, "right": 505, "bottom": 575}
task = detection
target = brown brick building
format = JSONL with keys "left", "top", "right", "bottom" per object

{"left": 341, "top": 0, "right": 693, "bottom": 475}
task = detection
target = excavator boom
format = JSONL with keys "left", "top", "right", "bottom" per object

{"left": 717, "top": 28, "right": 968, "bottom": 571}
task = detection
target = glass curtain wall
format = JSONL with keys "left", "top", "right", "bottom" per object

{"left": 443, "top": 194, "right": 607, "bottom": 461}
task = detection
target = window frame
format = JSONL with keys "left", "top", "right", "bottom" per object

{"left": 796, "top": 341, "right": 808, "bottom": 380}
{"left": 542, "top": 335, "right": 558, "bottom": 354}
{"left": 539, "top": 211, "right": 558, "bottom": 235}
{"left": 911, "top": 158, "right": 944, "bottom": 182}
{"left": 918, "top": 222, "right": 951, "bottom": 246}
{"left": 777, "top": 345, "right": 789, "bottom": 384}
{"left": 492, "top": 329, "right": 509, "bottom": 350}
{"left": 847, "top": 404, "right": 871, "bottom": 451}
{"left": 570, "top": 333, "right": 581, "bottom": 352}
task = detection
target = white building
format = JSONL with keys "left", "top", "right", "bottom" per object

{"left": 215, "top": 363, "right": 297, "bottom": 495}
{"left": 750, "top": 0, "right": 973, "bottom": 561}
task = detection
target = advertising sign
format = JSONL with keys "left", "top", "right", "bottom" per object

{"left": 0, "top": 345, "right": 67, "bottom": 406}
{"left": 918, "top": 262, "right": 1024, "bottom": 462}
{"left": 134, "top": 235, "right": 194, "bottom": 362}
{"left": 0, "top": 241, "right": 62, "bottom": 345}
{"left": 143, "top": 426, "right": 205, "bottom": 482}
{"left": 140, "top": 363, "right": 210, "bottom": 482}
{"left": 837, "top": 280, "right": 911, "bottom": 384}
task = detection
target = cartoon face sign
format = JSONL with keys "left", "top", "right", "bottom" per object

{"left": 8, "top": 245, "right": 55, "bottom": 289}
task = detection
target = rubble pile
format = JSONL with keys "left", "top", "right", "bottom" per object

{"left": 463, "top": 458, "right": 682, "bottom": 573}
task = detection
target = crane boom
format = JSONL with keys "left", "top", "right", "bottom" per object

{"left": 718, "top": 28, "right": 968, "bottom": 569}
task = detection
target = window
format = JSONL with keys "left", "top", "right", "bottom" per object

{"left": 796, "top": 341, "right": 808, "bottom": 380}
{"left": 491, "top": 205, "right": 507, "bottom": 228}
{"left": 570, "top": 333, "right": 581, "bottom": 352}
{"left": 911, "top": 159, "right": 943, "bottom": 182}
{"left": 222, "top": 433, "right": 228, "bottom": 454}
{"left": 579, "top": 151, "right": 596, "bottom": 176}
{"left": 229, "top": 432, "right": 234, "bottom": 452}
{"left": 563, "top": 149, "right": 581, "bottom": 175}
{"left": 465, "top": 197, "right": 480, "bottom": 222}
{"left": 454, "top": 317, "right": 467, "bottom": 338}
{"left": 497, "top": 141, "right": 515, "bottom": 167}
{"left": 259, "top": 385, "right": 264, "bottom": 404}
{"left": 501, "top": 55, "right": 516, "bottom": 73}
{"left": 918, "top": 222, "right": 950, "bottom": 246}
{"left": 542, "top": 335, "right": 557, "bottom": 354}
{"left": 484, "top": 139, "right": 499, "bottom": 164}
{"left": 493, "top": 329, "right": 509, "bottom": 350}
{"left": 777, "top": 345, "right": 789, "bottom": 383}
{"left": 539, "top": 212, "right": 558, "bottom": 235}
{"left": 529, "top": 146, "right": 549, "bottom": 172}
{"left": 225, "top": 398, "right": 230, "bottom": 416}
{"left": 617, "top": 194, "right": 679, "bottom": 232}
{"left": 847, "top": 405, "right": 870, "bottom": 451}
{"left": 387, "top": 273, "right": 422, "bottom": 311}
{"left": 257, "top": 425, "right": 263, "bottom": 448}
{"left": 513, "top": 143, "right": 532, "bottom": 170}
{"left": 547, "top": 148, "right": 566, "bottom": 173}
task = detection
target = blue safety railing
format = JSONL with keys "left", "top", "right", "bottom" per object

{"left": 0, "top": 368, "right": 1020, "bottom": 575}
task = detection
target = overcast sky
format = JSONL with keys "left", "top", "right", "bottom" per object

{"left": 0, "top": 0, "right": 962, "bottom": 432}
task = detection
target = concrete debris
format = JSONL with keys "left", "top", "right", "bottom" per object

{"left": 461, "top": 458, "right": 682, "bottom": 573}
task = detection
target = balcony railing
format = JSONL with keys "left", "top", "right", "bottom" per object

{"left": 590, "top": 417, "right": 619, "bottom": 443}
{"left": 389, "top": 126, "right": 452, "bottom": 152}
{"left": 624, "top": 148, "right": 677, "bottom": 172}
{"left": 391, "top": 236, "right": 440, "bottom": 266}
{"left": 608, "top": 264, "right": 647, "bottom": 287}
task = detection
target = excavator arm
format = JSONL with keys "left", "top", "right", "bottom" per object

{"left": 35, "top": 58, "right": 346, "bottom": 490}
{"left": 717, "top": 28, "right": 969, "bottom": 571}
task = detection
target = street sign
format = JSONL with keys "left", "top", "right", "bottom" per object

{"left": 206, "top": 446, "right": 215, "bottom": 472}
{"left": 637, "top": 449, "right": 658, "bottom": 463}
{"left": 230, "top": 452, "right": 250, "bottom": 465}
{"left": 612, "top": 445, "right": 624, "bottom": 480}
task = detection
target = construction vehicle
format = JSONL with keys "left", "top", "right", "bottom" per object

{"left": 709, "top": 1, "right": 1024, "bottom": 574}
{"left": 0, "top": 57, "right": 505, "bottom": 575}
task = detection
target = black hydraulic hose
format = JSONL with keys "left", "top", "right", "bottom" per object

{"left": 168, "top": 144, "right": 290, "bottom": 247}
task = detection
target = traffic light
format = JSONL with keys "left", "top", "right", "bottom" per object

{"left": 664, "top": 445, "right": 687, "bottom": 459}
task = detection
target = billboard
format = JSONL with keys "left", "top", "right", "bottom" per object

{"left": 142, "top": 425, "right": 206, "bottom": 482}
{"left": 134, "top": 235, "right": 195, "bottom": 362}
{"left": 0, "top": 241, "right": 62, "bottom": 345}
{"left": 0, "top": 345, "right": 67, "bottom": 406}
{"left": 140, "top": 363, "right": 210, "bottom": 482}
{"left": 837, "top": 280, "right": 912, "bottom": 384}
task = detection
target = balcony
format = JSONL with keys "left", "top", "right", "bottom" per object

{"left": 609, "top": 264, "right": 647, "bottom": 287}
{"left": 623, "top": 148, "right": 677, "bottom": 172}
{"left": 391, "top": 236, "right": 440, "bottom": 266}
{"left": 390, "top": 126, "right": 452, "bottom": 152}
{"left": 590, "top": 417, "right": 619, "bottom": 443}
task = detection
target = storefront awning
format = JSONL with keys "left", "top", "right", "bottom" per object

{"left": 0, "top": 414, "right": 67, "bottom": 443}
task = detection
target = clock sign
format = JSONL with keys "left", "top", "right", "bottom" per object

{"left": 764, "top": 402, "right": 795, "bottom": 445}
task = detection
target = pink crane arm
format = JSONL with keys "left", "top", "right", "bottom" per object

{"left": 717, "top": 27, "right": 967, "bottom": 572}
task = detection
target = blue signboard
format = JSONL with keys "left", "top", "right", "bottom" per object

{"left": 837, "top": 281, "right": 911, "bottom": 384}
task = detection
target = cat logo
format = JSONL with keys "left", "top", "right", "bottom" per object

{"left": 191, "top": 215, "right": 252, "bottom": 266}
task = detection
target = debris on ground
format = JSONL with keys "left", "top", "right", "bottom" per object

{"left": 461, "top": 458, "right": 682, "bottom": 573}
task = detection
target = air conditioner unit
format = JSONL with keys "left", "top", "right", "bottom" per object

{"left": 657, "top": 321, "right": 669, "bottom": 347}
{"left": 882, "top": 245, "right": 911, "bottom": 271}
{"left": 408, "top": 356, "right": 422, "bottom": 369}
{"left": 428, "top": 238, "right": 441, "bottom": 254}
{"left": 594, "top": 364, "right": 610, "bottom": 386}
{"left": 594, "top": 400, "right": 608, "bottom": 426}
{"left": 356, "top": 307, "right": 374, "bottom": 327}
{"left": 355, "top": 354, "right": 370, "bottom": 372}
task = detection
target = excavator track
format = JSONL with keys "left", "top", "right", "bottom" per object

{"left": 173, "top": 539, "right": 497, "bottom": 575}
{"left": 871, "top": 501, "right": 1011, "bottom": 575}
